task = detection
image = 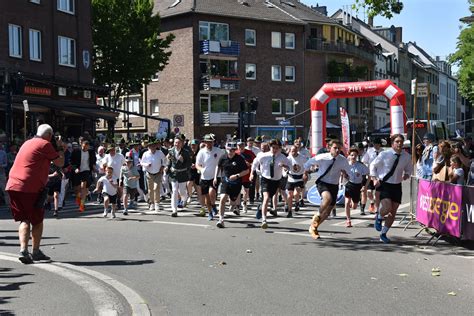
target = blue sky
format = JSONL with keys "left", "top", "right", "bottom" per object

{"left": 301, "top": 0, "right": 470, "bottom": 64}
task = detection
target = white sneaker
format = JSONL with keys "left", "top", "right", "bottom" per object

{"left": 103, "top": 210, "right": 108, "bottom": 217}
{"left": 242, "top": 203, "right": 248, "bottom": 213}
{"left": 154, "top": 203, "right": 160, "bottom": 211}
{"left": 149, "top": 204, "right": 154, "bottom": 211}
{"left": 186, "top": 196, "right": 192, "bottom": 204}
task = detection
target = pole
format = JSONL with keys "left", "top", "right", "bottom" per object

{"left": 24, "top": 110, "right": 27, "bottom": 141}
{"left": 411, "top": 80, "right": 418, "bottom": 167}
{"left": 427, "top": 84, "right": 431, "bottom": 132}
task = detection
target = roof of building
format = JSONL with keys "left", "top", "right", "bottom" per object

{"left": 407, "top": 42, "right": 438, "bottom": 70}
{"left": 154, "top": 0, "right": 307, "bottom": 24}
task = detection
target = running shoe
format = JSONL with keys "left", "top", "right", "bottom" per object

{"left": 79, "top": 203, "right": 85, "bottom": 212}
{"left": 255, "top": 204, "right": 262, "bottom": 220}
{"left": 199, "top": 208, "right": 206, "bottom": 217}
{"left": 379, "top": 233, "right": 390, "bottom": 244}
{"left": 123, "top": 210, "right": 128, "bottom": 215}
{"left": 346, "top": 220, "right": 352, "bottom": 227}
{"left": 286, "top": 211, "right": 293, "bottom": 218}
{"left": 32, "top": 250, "right": 51, "bottom": 261}
{"left": 233, "top": 206, "right": 240, "bottom": 216}
{"left": 270, "top": 209, "right": 278, "bottom": 217}
{"left": 75, "top": 195, "right": 81, "bottom": 206}
{"left": 19, "top": 250, "right": 33, "bottom": 264}
{"left": 171, "top": 212, "right": 178, "bottom": 217}
{"left": 207, "top": 211, "right": 214, "bottom": 221}
{"left": 261, "top": 221, "right": 268, "bottom": 229}
{"left": 216, "top": 221, "right": 225, "bottom": 228}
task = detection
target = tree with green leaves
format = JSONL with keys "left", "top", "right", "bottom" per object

{"left": 92, "top": 0, "right": 174, "bottom": 135}
{"left": 352, "top": 0, "right": 404, "bottom": 18}
{"left": 450, "top": 1, "right": 474, "bottom": 102}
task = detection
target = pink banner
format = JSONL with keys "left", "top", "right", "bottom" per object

{"left": 339, "top": 107, "right": 350, "bottom": 155}
{"left": 416, "top": 179, "right": 462, "bottom": 237}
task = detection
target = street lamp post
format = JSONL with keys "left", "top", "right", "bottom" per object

{"left": 293, "top": 100, "right": 299, "bottom": 142}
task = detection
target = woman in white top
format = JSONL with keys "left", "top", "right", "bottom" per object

{"left": 449, "top": 156, "right": 465, "bottom": 185}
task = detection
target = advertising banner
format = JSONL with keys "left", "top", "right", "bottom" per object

{"left": 339, "top": 107, "right": 350, "bottom": 155}
{"left": 416, "top": 179, "right": 462, "bottom": 237}
{"left": 462, "top": 186, "right": 474, "bottom": 240}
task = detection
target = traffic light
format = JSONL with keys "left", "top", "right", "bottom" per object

{"left": 249, "top": 98, "right": 258, "bottom": 111}
{"left": 240, "top": 97, "right": 245, "bottom": 112}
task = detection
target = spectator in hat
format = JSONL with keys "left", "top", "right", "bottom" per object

{"left": 420, "top": 133, "right": 437, "bottom": 179}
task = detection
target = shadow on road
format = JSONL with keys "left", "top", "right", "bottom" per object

{"left": 64, "top": 259, "right": 155, "bottom": 267}
{"left": 0, "top": 267, "right": 34, "bottom": 314}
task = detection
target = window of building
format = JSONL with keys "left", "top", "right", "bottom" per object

{"left": 245, "top": 29, "right": 256, "bottom": 46}
{"left": 58, "top": 87, "right": 67, "bottom": 96}
{"left": 29, "top": 29, "right": 41, "bottom": 61}
{"left": 271, "top": 32, "right": 281, "bottom": 48}
{"left": 285, "top": 99, "right": 295, "bottom": 114}
{"left": 127, "top": 97, "right": 143, "bottom": 115}
{"left": 57, "top": 0, "right": 74, "bottom": 14}
{"left": 151, "top": 73, "right": 159, "bottom": 81}
{"left": 8, "top": 24, "right": 22, "bottom": 58}
{"left": 150, "top": 99, "right": 159, "bottom": 115}
{"left": 285, "top": 66, "right": 295, "bottom": 82}
{"left": 285, "top": 33, "right": 295, "bottom": 49}
{"left": 272, "top": 99, "right": 282, "bottom": 114}
{"left": 30, "top": 0, "right": 41, "bottom": 3}
{"left": 58, "top": 36, "right": 76, "bottom": 67}
{"left": 245, "top": 63, "right": 256, "bottom": 80}
{"left": 199, "top": 21, "right": 229, "bottom": 41}
{"left": 271, "top": 65, "right": 281, "bottom": 81}
{"left": 200, "top": 94, "right": 229, "bottom": 113}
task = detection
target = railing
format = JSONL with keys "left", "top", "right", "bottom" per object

{"left": 201, "top": 112, "right": 239, "bottom": 125}
{"left": 306, "top": 38, "right": 374, "bottom": 62}
{"left": 200, "top": 40, "right": 240, "bottom": 57}
{"left": 200, "top": 76, "right": 240, "bottom": 91}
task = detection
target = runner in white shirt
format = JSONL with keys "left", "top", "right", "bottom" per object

{"left": 93, "top": 166, "right": 119, "bottom": 218}
{"left": 196, "top": 134, "right": 224, "bottom": 220}
{"left": 303, "top": 139, "right": 351, "bottom": 239}
{"left": 102, "top": 146, "right": 126, "bottom": 209}
{"left": 362, "top": 138, "right": 384, "bottom": 214}
{"left": 344, "top": 148, "right": 369, "bottom": 227}
{"left": 140, "top": 140, "right": 166, "bottom": 211}
{"left": 370, "top": 134, "right": 412, "bottom": 243}
{"left": 285, "top": 146, "right": 307, "bottom": 218}
{"left": 250, "top": 139, "right": 290, "bottom": 229}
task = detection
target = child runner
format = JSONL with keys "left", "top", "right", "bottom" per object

{"left": 120, "top": 156, "right": 140, "bottom": 215}
{"left": 94, "top": 166, "right": 119, "bottom": 218}
{"left": 344, "top": 148, "right": 369, "bottom": 227}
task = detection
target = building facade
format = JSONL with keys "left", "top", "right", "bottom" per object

{"left": 0, "top": 0, "right": 115, "bottom": 143}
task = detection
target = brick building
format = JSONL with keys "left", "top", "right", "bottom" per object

{"left": 0, "top": 0, "right": 116, "bottom": 143}
{"left": 148, "top": 0, "right": 375, "bottom": 142}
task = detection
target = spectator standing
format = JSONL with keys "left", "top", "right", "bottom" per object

{"left": 6, "top": 124, "right": 64, "bottom": 264}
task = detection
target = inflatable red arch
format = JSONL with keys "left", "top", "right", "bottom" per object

{"left": 310, "top": 79, "right": 406, "bottom": 155}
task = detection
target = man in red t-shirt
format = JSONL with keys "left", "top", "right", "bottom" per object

{"left": 6, "top": 124, "right": 64, "bottom": 264}
{"left": 237, "top": 141, "right": 255, "bottom": 213}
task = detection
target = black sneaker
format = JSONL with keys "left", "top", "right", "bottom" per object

{"left": 286, "top": 211, "right": 293, "bottom": 218}
{"left": 295, "top": 204, "right": 300, "bottom": 213}
{"left": 32, "top": 250, "right": 51, "bottom": 261}
{"left": 270, "top": 209, "right": 278, "bottom": 217}
{"left": 360, "top": 210, "right": 366, "bottom": 216}
{"left": 299, "top": 200, "right": 305, "bottom": 207}
{"left": 284, "top": 205, "right": 289, "bottom": 213}
{"left": 19, "top": 251, "right": 34, "bottom": 264}
{"left": 171, "top": 212, "right": 178, "bottom": 217}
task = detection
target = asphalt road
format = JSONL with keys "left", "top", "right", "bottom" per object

{"left": 1, "top": 181, "right": 473, "bottom": 315}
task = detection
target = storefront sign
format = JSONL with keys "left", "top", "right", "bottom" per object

{"left": 462, "top": 186, "right": 474, "bottom": 240}
{"left": 24, "top": 86, "right": 51, "bottom": 96}
{"left": 416, "top": 179, "right": 462, "bottom": 237}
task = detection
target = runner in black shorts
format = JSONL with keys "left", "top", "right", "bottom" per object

{"left": 344, "top": 148, "right": 369, "bottom": 227}
{"left": 214, "top": 141, "right": 249, "bottom": 228}
{"left": 188, "top": 139, "right": 204, "bottom": 215}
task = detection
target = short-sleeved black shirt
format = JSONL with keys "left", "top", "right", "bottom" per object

{"left": 218, "top": 154, "right": 248, "bottom": 180}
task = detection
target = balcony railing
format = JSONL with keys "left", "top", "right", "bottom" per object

{"left": 200, "top": 76, "right": 240, "bottom": 91}
{"left": 306, "top": 38, "right": 374, "bottom": 62}
{"left": 200, "top": 40, "right": 240, "bottom": 57}
{"left": 201, "top": 112, "right": 239, "bottom": 126}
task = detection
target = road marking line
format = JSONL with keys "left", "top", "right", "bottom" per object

{"left": 151, "top": 220, "right": 210, "bottom": 228}
{"left": 332, "top": 219, "right": 368, "bottom": 227}
{"left": 0, "top": 252, "right": 151, "bottom": 316}
{"left": 273, "top": 231, "right": 336, "bottom": 239}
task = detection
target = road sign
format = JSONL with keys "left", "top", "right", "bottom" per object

{"left": 411, "top": 78, "right": 416, "bottom": 95}
{"left": 173, "top": 114, "right": 184, "bottom": 127}
{"left": 174, "top": 127, "right": 180, "bottom": 133}
{"left": 22, "top": 100, "right": 29, "bottom": 112}
{"left": 279, "top": 120, "right": 291, "bottom": 126}
{"left": 417, "top": 83, "right": 428, "bottom": 98}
